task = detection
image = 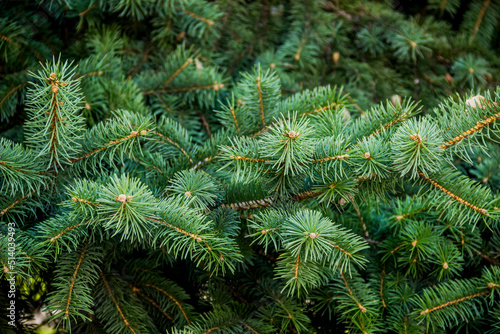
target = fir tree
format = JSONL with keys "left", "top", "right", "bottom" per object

{"left": 1, "top": 1, "right": 500, "bottom": 333}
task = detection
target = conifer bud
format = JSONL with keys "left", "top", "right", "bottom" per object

{"left": 287, "top": 130, "right": 299, "bottom": 138}
{"left": 116, "top": 194, "right": 128, "bottom": 203}
{"left": 364, "top": 152, "right": 371, "bottom": 159}
{"left": 466, "top": 95, "right": 486, "bottom": 109}
{"left": 309, "top": 233, "right": 318, "bottom": 239}
{"left": 443, "top": 262, "right": 448, "bottom": 269}
{"left": 85, "top": 102, "right": 91, "bottom": 110}
{"left": 411, "top": 240, "right": 417, "bottom": 247}
{"left": 140, "top": 130, "right": 147, "bottom": 135}
{"left": 50, "top": 72, "right": 57, "bottom": 79}
{"left": 195, "top": 58, "right": 203, "bottom": 70}
{"left": 333, "top": 51, "right": 340, "bottom": 64}
{"left": 185, "top": 191, "right": 192, "bottom": 197}
{"left": 468, "top": 67, "right": 474, "bottom": 74}
{"left": 339, "top": 198, "right": 346, "bottom": 206}
{"left": 52, "top": 85, "right": 59, "bottom": 93}
{"left": 391, "top": 94, "right": 401, "bottom": 106}
{"left": 130, "top": 131, "right": 138, "bottom": 136}
{"left": 410, "top": 41, "right": 417, "bottom": 48}
{"left": 410, "top": 134, "right": 422, "bottom": 143}
{"left": 396, "top": 215, "right": 403, "bottom": 221}
{"left": 270, "top": 63, "right": 275, "bottom": 69}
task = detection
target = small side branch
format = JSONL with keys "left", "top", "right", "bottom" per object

{"left": 99, "top": 271, "right": 138, "bottom": 334}
{"left": 418, "top": 170, "right": 489, "bottom": 215}
{"left": 310, "top": 154, "right": 349, "bottom": 164}
{"left": 146, "top": 217, "right": 203, "bottom": 243}
{"left": 164, "top": 58, "right": 193, "bottom": 88}
{"left": 0, "top": 82, "right": 28, "bottom": 108}
{"left": 340, "top": 270, "right": 366, "bottom": 313}
{"left": 380, "top": 267, "right": 386, "bottom": 308}
{"left": 221, "top": 198, "right": 273, "bottom": 211}
{"left": 229, "top": 106, "right": 240, "bottom": 132}
{"left": 71, "top": 130, "right": 150, "bottom": 163}
{"left": 165, "top": 83, "right": 224, "bottom": 93}
{"left": 256, "top": 76, "right": 265, "bottom": 125}
{"left": 420, "top": 290, "right": 489, "bottom": 315}
{"left": 65, "top": 244, "right": 89, "bottom": 317}
{"left": 229, "top": 156, "right": 269, "bottom": 163}
{"left": 153, "top": 132, "right": 193, "bottom": 163}
{"left": 130, "top": 286, "right": 174, "bottom": 322}
{"left": 183, "top": 10, "right": 214, "bottom": 26}
{"left": 441, "top": 110, "right": 500, "bottom": 149}
{"left": 294, "top": 253, "right": 300, "bottom": 279}
{"left": 471, "top": 0, "right": 491, "bottom": 41}
{"left": 50, "top": 223, "right": 82, "bottom": 243}
{"left": 140, "top": 283, "right": 191, "bottom": 325}
{"left": 0, "top": 189, "right": 37, "bottom": 216}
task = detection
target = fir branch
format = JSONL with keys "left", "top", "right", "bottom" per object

{"left": 50, "top": 223, "right": 83, "bottom": 243}
{"left": 252, "top": 102, "right": 345, "bottom": 137}
{"left": 221, "top": 198, "right": 273, "bottom": 211}
{"left": 339, "top": 270, "right": 367, "bottom": 313}
{"left": 229, "top": 156, "right": 269, "bottom": 163}
{"left": 380, "top": 267, "right": 386, "bottom": 308}
{"left": 139, "top": 283, "right": 191, "bottom": 325}
{"left": 294, "top": 253, "right": 300, "bottom": 279}
{"left": 44, "top": 243, "right": 101, "bottom": 328}
{"left": 127, "top": 154, "right": 164, "bottom": 174}
{"left": 256, "top": 76, "right": 265, "bottom": 125}
{"left": 294, "top": 35, "right": 307, "bottom": 62}
{"left": 163, "top": 58, "right": 193, "bottom": 88}
{"left": 154, "top": 131, "right": 193, "bottom": 163}
{"left": 471, "top": 0, "right": 491, "bottom": 41}
{"left": 164, "top": 83, "right": 224, "bottom": 93}
{"left": 64, "top": 243, "right": 89, "bottom": 317}
{"left": 229, "top": 106, "right": 240, "bottom": 132}
{"left": 71, "top": 129, "right": 150, "bottom": 163}
{"left": 75, "top": 71, "right": 103, "bottom": 79}
{"left": 440, "top": 108, "right": 500, "bottom": 149}
{"left": 309, "top": 154, "right": 350, "bottom": 164}
{"left": 327, "top": 239, "right": 354, "bottom": 258}
{"left": 420, "top": 289, "right": 489, "bottom": 315}
{"left": 0, "top": 82, "right": 27, "bottom": 108}
{"left": 0, "top": 188, "right": 37, "bottom": 216}
{"left": 146, "top": 217, "right": 204, "bottom": 243}
{"left": 130, "top": 285, "right": 175, "bottom": 323}
{"left": 78, "top": 3, "right": 98, "bottom": 17}
{"left": 417, "top": 170, "right": 489, "bottom": 215}
{"left": 183, "top": 10, "right": 215, "bottom": 26}
{"left": 25, "top": 59, "right": 85, "bottom": 169}
{"left": 99, "top": 271, "right": 138, "bottom": 334}
{"left": 291, "top": 190, "right": 323, "bottom": 201}
{"left": 0, "top": 32, "right": 11, "bottom": 42}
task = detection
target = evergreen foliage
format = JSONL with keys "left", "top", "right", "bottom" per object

{"left": 1, "top": 0, "right": 500, "bottom": 333}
